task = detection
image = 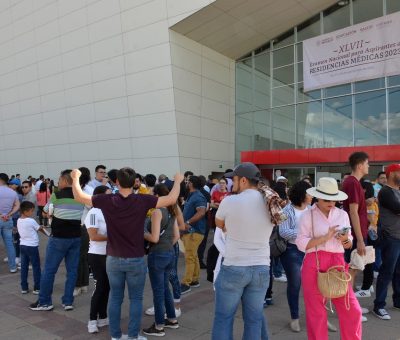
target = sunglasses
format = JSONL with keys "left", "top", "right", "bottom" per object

{"left": 323, "top": 199, "right": 334, "bottom": 202}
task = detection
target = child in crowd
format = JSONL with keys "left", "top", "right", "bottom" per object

{"left": 17, "top": 201, "right": 44, "bottom": 294}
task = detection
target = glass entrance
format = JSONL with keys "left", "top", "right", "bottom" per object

{"left": 272, "top": 167, "right": 316, "bottom": 186}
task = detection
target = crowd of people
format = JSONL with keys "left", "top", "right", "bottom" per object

{"left": 0, "top": 151, "right": 399, "bottom": 340}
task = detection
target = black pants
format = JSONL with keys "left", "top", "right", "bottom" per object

{"left": 88, "top": 253, "right": 109, "bottom": 320}
{"left": 37, "top": 206, "right": 48, "bottom": 226}
{"left": 75, "top": 226, "right": 89, "bottom": 287}
{"left": 361, "top": 235, "right": 375, "bottom": 290}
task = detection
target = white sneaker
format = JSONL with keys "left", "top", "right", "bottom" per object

{"left": 290, "top": 319, "right": 300, "bottom": 332}
{"left": 356, "top": 285, "right": 374, "bottom": 293}
{"left": 15, "top": 257, "right": 20, "bottom": 265}
{"left": 88, "top": 320, "right": 98, "bottom": 333}
{"left": 145, "top": 306, "right": 155, "bottom": 316}
{"left": 361, "top": 307, "right": 369, "bottom": 314}
{"left": 97, "top": 318, "right": 109, "bottom": 327}
{"left": 355, "top": 289, "right": 371, "bottom": 298}
{"left": 274, "top": 274, "right": 287, "bottom": 282}
{"left": 73, "top": 287, "right": 81, "bottom": 297}
{"left": 145, "top": 306, "right": 181, "bottom": 318}
{"left": 175, "top": 307, "right": 181, "bottom": 318}
{"left": 362, "top": 315, "right": 368, "bottom": 322}
{"left": 111, "top": 335, "right": 130, "bottom": 340}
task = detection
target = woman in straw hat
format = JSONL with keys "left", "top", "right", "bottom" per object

{"left": 296, "top": 177, "right": 362, "bottom": 340}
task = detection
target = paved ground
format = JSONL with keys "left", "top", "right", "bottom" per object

{"left": 0, "top": 231, "right": 400, "bottom": 339}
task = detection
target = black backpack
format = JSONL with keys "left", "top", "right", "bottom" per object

{"left": 269, "top": 225, "right": 287, "bottom": 257}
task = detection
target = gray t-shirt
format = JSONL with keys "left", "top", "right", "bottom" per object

{"left": 378, "top": 185, "right": 400, "bottom": 240}
{"left": 0, "top": 185, "right": 18, "bottom": 215}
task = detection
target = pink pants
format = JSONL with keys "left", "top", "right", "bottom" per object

{"left": 301, "top": 251, "right": 362, "bottom": 340}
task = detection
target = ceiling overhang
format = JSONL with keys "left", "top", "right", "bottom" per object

{"left": 170, "top": 0, "right": 339, "bottom": 60}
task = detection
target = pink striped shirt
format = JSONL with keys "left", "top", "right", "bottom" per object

{"left": 296, "top": 204, "right": 352, "bottom": 254}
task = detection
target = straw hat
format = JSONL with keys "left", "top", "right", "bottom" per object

{"left": 306, "top": 177, "right": 348, "bottom": 201}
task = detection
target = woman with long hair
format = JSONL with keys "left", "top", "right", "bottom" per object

{"left": 279, "top": 180, "right": 312, "bottom": 332}
{"left": 36, "top": 182, "right": 50, "bottom": 226}
{"left": 85, "top": 185, "right": 111, "bottom": 334}
{"left": 143, "top": 184, "right": 180, "bottom": 337}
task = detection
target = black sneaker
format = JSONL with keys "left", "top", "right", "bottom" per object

{"left": 29, "top": 301, "right": 54, "bottom": 311}
{"left": 164, "top": 319, "right": 179, "bottom": 329}
{"left": 180, "top": 284, "right": 191, "bottom": 295}
{"left": 373, "top": 308, "right": 391, "bottom": 320}
{"left": 143, "top": 323, "right": 165, "bottom": 337}
{"left": 189, "top": 281, "right": 200, "bottom": 288}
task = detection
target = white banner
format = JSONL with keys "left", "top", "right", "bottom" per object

{"left": 303, "top": 11, "right": 400, "bottom": 92}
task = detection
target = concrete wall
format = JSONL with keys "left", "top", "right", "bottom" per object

{"left": 0, "top": 0, "right": 234, "bottom": 179}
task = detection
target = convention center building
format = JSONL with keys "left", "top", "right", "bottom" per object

{"left": 0, "top": 0, "right": 399, "bottom": 182}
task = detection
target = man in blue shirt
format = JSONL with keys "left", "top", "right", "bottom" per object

{"left": 181, "top": 176, "right": 207, "bottom": 294}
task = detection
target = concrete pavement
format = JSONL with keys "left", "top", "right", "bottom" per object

{"left": 0, "top": 232, "right": 399, "bottom": 339}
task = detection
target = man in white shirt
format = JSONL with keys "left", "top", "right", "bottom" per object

{"left": 88, "top": 165, "right": 110, "bottom": 189}
{"left": 212, "top": 163, "right": 272, "bottom": 340}
{"left": 34, "top": 175, "right": 45, "bottom": 192}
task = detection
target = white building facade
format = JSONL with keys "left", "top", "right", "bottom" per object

{"left": 0, "top": 0, "right": 235, "bottom": 178}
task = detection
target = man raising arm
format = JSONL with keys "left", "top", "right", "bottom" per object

{"left": 71, "top": 169, "right": 183, "bottom": 207}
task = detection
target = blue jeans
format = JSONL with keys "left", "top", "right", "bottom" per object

{"left": 39, "top": 237, "right": 81, "bottom": 306}
{"left": 0, "top": 219, "right": 16, "bottom": 270}
{"left": 168, "top": 242, "right": 181, "bottom": 301}
{"left": 148, "top": 250, "right": 176, "bottom": 325}
{"left": 280, "top": 243, "right": 304, "bottom": 319}
{"left": 106, "top": 256, "right": 146, "bottom": 339}
{"left": 20, "top": 245, "right": 41, "bottom": 291}
{"left": 374, "top": 235, "right": 400, "bottom": 309}
{"left": 212, "top": 264, "right": 269, "bottom": 340}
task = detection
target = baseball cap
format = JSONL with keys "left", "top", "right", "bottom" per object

{"left": 276, "top": 176, "right": 288, "bottom": 182}
{"left": 8, "top": 178, "right": 19, "bottom": 186}
{"left": 385, "top": 163, "right": 400, "bottom": 177}
{"left": 224, "top": 162, "right": 261, "bottom": 181}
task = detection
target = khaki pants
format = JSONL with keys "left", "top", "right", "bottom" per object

{"left": 181, "top": 233, "right": 204, "bottom": 285}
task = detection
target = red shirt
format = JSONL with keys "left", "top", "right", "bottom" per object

{"left": 211, "top": 190, "right": 229, "bottom": 205}
{"left": 36, "top": 190, "right": 50, "bottom": 207}
{"left": 342, "top": 175, "right": 368, "bottom": 238}
{"left": 92, "top": 193, "right": 158, "bottom": 258}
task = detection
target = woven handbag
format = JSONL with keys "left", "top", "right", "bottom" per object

{"left": 311, "top": 212, "right": 351, "bottom": 303}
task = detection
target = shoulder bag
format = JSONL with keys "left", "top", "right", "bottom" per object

{"left": 311, "top": 211, "right": 351, "bottom": 308}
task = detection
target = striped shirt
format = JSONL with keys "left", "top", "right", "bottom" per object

{"left": 44, "top": 187, "right": 84, "bottom": 238}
